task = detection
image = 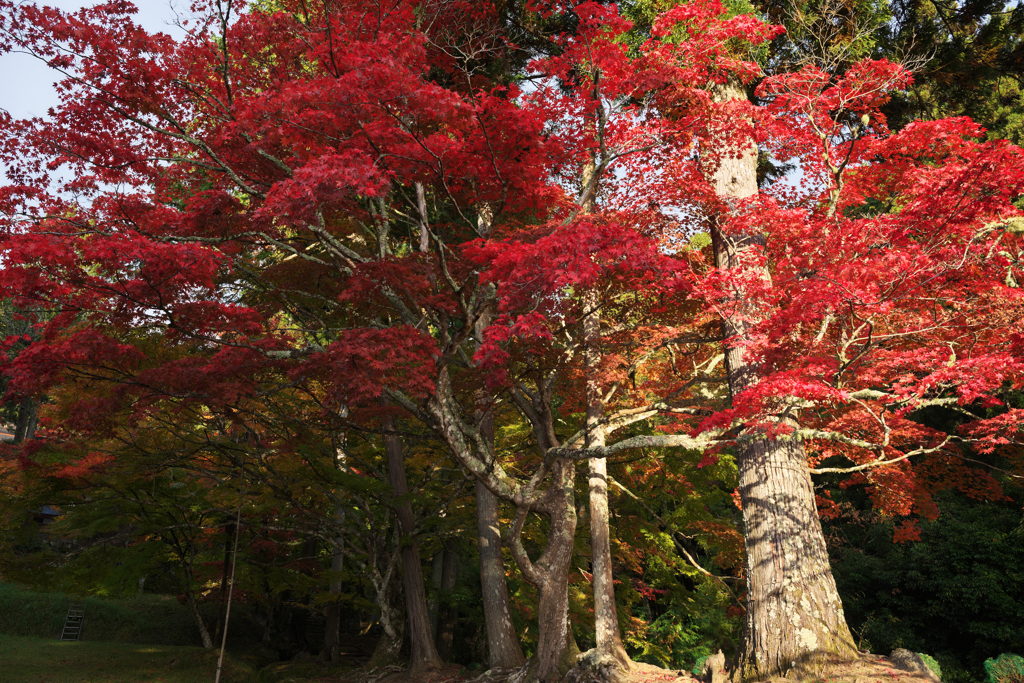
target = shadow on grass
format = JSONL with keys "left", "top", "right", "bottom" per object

{"left": 0, "top": 634, "right": 259, "bottom": 682}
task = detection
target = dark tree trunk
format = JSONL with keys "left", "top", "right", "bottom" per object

{"left": 13, "top": 397, "right": 37, "bottom": 444}
{"left": 435, "top": 542, "right": 459, "bottom": 661}
{"left": 382, "top": 420, "right": 443, "bottom": 673}
{"left": 708, "top": 80, "right": 856, "bottom": 679}
{"left": 323, "top": 513, "right": 344, "bottom": 664}
{"left": 261, "top": 597, "right": 275, "bottom": 645}
{"left": 429, "top": 551, "right": 443, "bottom": 638}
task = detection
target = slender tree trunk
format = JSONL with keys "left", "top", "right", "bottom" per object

{"left": 323, "top": 508, "right": 344, "bottom": 664}
{"left": 214, "top": 522, "right": 234, "bottom": 645}
{"left": 435, "top": 542, "right": 459, "bottom": 660}
{"left": 708, "top": 80, "right": 855, "bottom": 680}
{"left": 382, "top": 419, "right": 443, "bottom": 673}
{"left": 261, "top": 597, "right": 275, "bottom": 645}
{"left": 369, "top": 564, "right": 406, "bottom": 669}
{"left": 474, "top": 309, "right": 527, "bottom": 668}
{"left": 429, "top": 551, "right": 443, "bottom": 638}
{"left": 184, "top": 588, "right": 214, "bottom": 650}
{"left": 583, "top": 290, "right": 629, "bottom": 667}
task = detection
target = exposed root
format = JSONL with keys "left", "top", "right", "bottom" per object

{"left": 338, "top": 664, "right": 406, "bottom": 683}
{"left": 564, "top": 649, "right": 630, "bottom": 683}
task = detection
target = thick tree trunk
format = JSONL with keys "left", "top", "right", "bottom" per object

{"left": 708, "top": 80, "right": 856, "bottom": 680}
{"left": 735, "top": 431, "right": 854, "bottom": 679}
{"left": 509, "top": 460, "right": 580, "bottom": 682}
{"left": 532, "top": 568, "right": 581, "bottom": 681}
{"left": 382, "top": 421, "right": 444, "bottom": 673}
{"left": 435, "top": 542, "right": 459, "bottom": 660}
{"left": 477, "top": 480, "right": 527, "bottom": 667}
{"left": 583, "top": 290, "right": 629, "bottom": 667}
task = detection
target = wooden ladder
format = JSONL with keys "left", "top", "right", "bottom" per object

{"left": 304, "top": 613, "right": 326, "bottom": 651}
{"left": 60, "top": 602, "right": 85, "bottom": 641}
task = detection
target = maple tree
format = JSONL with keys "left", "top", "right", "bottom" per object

{"left": 2, "top": 0, "right": 1024, "bottom": 681}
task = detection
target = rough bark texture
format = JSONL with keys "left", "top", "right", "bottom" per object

{"left": 583, "top": 290, "right": 629, "bottom": 667}
{"left": 477, "top": 480, "right": 527, "bottom": 667}
{"left": 708, "top": 80, "right": 856, "bottom": 680}
{"left": 734, "top": 432, "right": 855, "bottom": 679}
{"left": 383, "top": 423, "right": 444, "bottom": 673}
{"left": 509, "top": 459, "right": 580, "bottom": 682}
{"left": 565, "top": 649, "right": 629, "bottom": 683}
{"left": 474, "top": 311, "right": 527, "bottom": 668}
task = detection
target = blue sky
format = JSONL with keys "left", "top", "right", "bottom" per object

{"left": 0, "top": 1, "right": 187, "bottom": 120}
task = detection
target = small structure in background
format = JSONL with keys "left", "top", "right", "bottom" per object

{"left": 60, "top": 602, "right": 85, "bottom": 641}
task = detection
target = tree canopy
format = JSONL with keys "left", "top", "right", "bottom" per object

{"left": 0, "top": 0, "right": 1022, "bottom": 681}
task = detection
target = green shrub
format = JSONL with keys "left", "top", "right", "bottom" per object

{"left": 828, "top": 490, "right": 1024, "bottom": 683}
{"left": 984, "top": 654, "right": 1024, "bottom": 683}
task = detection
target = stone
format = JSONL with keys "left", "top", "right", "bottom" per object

{"left": 888, "top": 649, "right": 941, "bottom": 682}
{"left": 700, "top": 650, "right": 728, "bottom": 683}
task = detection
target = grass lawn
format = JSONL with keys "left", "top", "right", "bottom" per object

{"left": 0, "top": 634, "right": 258, "bottom": 683}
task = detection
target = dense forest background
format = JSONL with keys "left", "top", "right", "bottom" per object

{"left": 0, "top": 0, "right": 1023, "bottom": 682}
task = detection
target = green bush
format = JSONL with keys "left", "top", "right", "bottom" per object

{"left": 984, "top": 654, "right": 1024, "bottom": 683}
{"left": 828, "top": 491, "right": 1024, "bottom": 683}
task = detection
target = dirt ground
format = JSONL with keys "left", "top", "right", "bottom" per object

{"left": 269, "top": 650, "right": 941, "bottom": 683}
{"left": 760, "top": 652, "right": 944, "bottom": 683}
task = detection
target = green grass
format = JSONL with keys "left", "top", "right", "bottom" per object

{"left": 0, "top": 634, "right": 258, "bottom": 682}
{"left": 0, "top": 582, "right": 267, "bottom": 650}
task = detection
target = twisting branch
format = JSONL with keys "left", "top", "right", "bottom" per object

{"left": 809, "top": 436, "right": 952, "bottom": 474}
